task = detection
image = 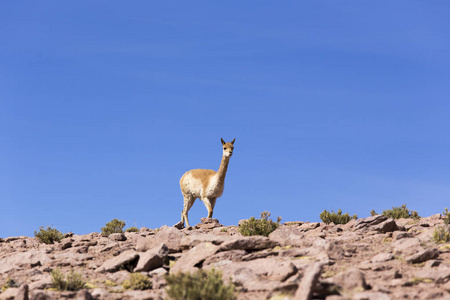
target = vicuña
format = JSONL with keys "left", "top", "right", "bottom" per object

{"left": 180, "top": 138, "right": 235, "bottom": 227}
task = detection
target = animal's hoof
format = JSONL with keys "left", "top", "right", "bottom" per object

{"left": 173, "top": 221, "right": 184, "bottom": 230}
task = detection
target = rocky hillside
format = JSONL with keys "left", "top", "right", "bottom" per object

{"left": 0, "top": 215, "right": 449, "bottom": 300}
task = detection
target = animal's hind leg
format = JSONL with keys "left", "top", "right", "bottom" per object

{"left": 181, "top": 195, "right": 195, "bottom": 227}
{"left": 202, "top": 197, "right": 217, "bottom": 218}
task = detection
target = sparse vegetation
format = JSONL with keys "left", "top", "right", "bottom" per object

{"left": 381, "top": 204, "right": 420, "bottom": 219}
{"left": 320, "top": 209, "right": 357, "bottom": 225}
{"left": 34, "top": 226, "right": 64, "bottom": 244}
{"left": 122, "top": 273, "right": 152, "bottom": 290}
{"left": 238, "top": 211, "right": 281, "bottom": 237}
{"left": 1, "top": 278, "right": 18, "bottom": 292}
{"left": 165, "top": 269, "right": 235, "bottom": 300}
{"left": 125, "top": 226, "right": 139, "bottom": 233}
{"left": 433, "top": 226, "right": 450, "bottom": 243}
{"left": 101, "top": 219, "right": 126, "bottom": 237}
{"left": 442, "top": 208, "right": 450, "bottom": 225}
{"left": 370, "top": 209, "right": 377, "bottom": 216}
{"left": 220, "top": 228, "right": 228, "bottom": 233}
{"left": 51, "top": 268, "right": 85, "bottom": 291}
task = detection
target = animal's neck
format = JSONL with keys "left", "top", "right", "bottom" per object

{"left": 217, "top": 155, "right": 230, "bottom": 183}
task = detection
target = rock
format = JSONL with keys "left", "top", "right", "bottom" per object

{"left": 196, "top": 218, "right": 224, "bottom": 229}
{"left": 373, "top": 219, "right": 398, "bottom": 233}
{"left": 267, "top": 262, "right": 297, "bottom": 281}
{"left": 74, "top": 290, "right": 93, "bottom": 300}
{"left": 173, "top": 221, "right": 184, "bottom": 229}
{"left": 89, "top": 289, "right": 110, "bottom": 299}
{"left": 391, "top": 237, "right": 421, "bottom": 254}
{"left": 149, "top": 267, "right": 168, "bottom": 277}
{"left": 29, "top": 277, "right": 53, "bottom": 290}
{"left": 392, "top": 231, "right": 409, "bottom": 241}
{"left": 353, "top": 291, "right": 391, "bottom": 300}
{"left": 269, "top": 226, "right": 308, "bottom": 247}
{"left": 96, "top": 250, "right": 139, "bottom": 273}
{"left": 0, "top": 250, "right": 52, "bottom": 273}
{"left": 371, "top": 252, "right": 394, "bottom": 263}
{"left": 136, "top": 226, "right": 184, "bottom": 253}
{"left": 15, "top": 284, "right": 29, "bottom": 300}
{"left": 333, "top": 268, "right": 368, "bottom": 291}
{"left": 170, "top": 242, "right": 220, "bottom": 273}
{"left": 219, "top": 236, "right": 279, "bottom": 251}
{"left": 108, "top": 233, "right": 126, "bottom": 242}
{"left": 294, "top": 262, "right": 323, "bottom": 300}
{"left": 354, "top": 215, "right": 388, "bottom": 231}
{"left": 134, "top": 243, "right": 168, "bottom": 272}
{"left": 0, "top": 288, "right": 18, "bottom": 300}
{"left": 405, "top": 248, "right": 439, "bottom": 264}
{"left": 179, "top": 233, "right": 227, "bottom": 249}
{"left": 414, "top": 264, "right": 450, "bottom": 283}
{"left": 203, "top": 250, "right": 247, "bottom": 266}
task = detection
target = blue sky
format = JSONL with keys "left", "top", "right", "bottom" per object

{"left": 1, "top": 1, "right": 449, "bottom": 237}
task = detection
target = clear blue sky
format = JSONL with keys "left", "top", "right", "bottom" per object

{"left": 1, "top": 1, "right": 449, "bottom": 237}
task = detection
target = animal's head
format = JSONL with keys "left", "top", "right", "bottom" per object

{"left": 221, "top": 138, "right": 235, "bottom": 157}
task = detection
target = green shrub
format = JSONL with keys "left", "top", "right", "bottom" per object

{"left": 34, "top": 226, "right": 64, "bottom": 244}
{"left": 165, "top": 269, "right": 235, "bottom": 300}
{"left": 122, "top": 273, "right": 152, "bottom": 290}
{"left": 238, "top": 211, "right": 281, "bottom": 237}
{"left": 320, "top": 209, "right": 357, "bottom": 225}
{"left": 433, "top": 226, "right": 450, "bottom": 243}
{"left": 382, "top": 204, "right": 420, "bottom": 219}
{"left": 370, "top": 210, "right": 377, "bottom": 216}
{"left": 101, "top": 219, "right": 126, "bottom": 237}
{"left": 51, "top": 268, "right": 85, "bottom": 291}
{"left": 442, "top": 208, "right": 450, "bottom": 226}
{"left": 125, "top": 226, "right": 139, "bottom": 233}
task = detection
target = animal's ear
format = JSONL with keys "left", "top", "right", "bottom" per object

{"left": 231, "top": 138, "right": 235, "bottom": 145}
{"left": 221, "top": 138, "right": 226, "bottom": 145}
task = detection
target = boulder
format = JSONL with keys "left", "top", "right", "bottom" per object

{"left": 373, "top": 219, "right": 398, "bottom": 233}
{"left": 134, "top": 243, "right": 168, "bottom": 272}
{"left": 294, "top": 262, "right": 323, "bottom": 300}
{"left": 96, "top": 250, "right": 139, "bottom": 273}
{"left": 0, "top": 250, "right": 52, "bottom": 273}
{"left": 354, "top": 215, "right": 388, "bottom": 231}
{"left": 333, "top": 268, "right": 368, "bottom": 291}
{"left": 219, "top": 236, "right": 279, "bottom": 252}
{"left": 405, "top": 248, "right": 439, "bottom": 264}
{"left": 170, "top": 242, "right": 220, "bottom": 274}
{"left": 136, "top": 226, "right": 184, "bottom": 253}
{"left": 108, "top": 233, "right": 126, "bottom": 242}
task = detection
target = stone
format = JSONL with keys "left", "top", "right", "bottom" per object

{"left": 179, "top": 233, "right": 227, "bottom": 249}
{"left": 405, "top": 248, "right": 439, "bottom": 264}
{"left": 353, "top": 291, "right": 391, "bottom": 300}
{"left": 134, "top": 243, "right": 168, "bottom": 272}
{"left": 371, "top": 252, "right": 394, "bottom": 263}
{"left": 15, "top": 284, "right": 29, "bottom": 300}
{"left": 136, "top": 226, "right": 184, "bottom": 253}
{"left": 170, "top": 242, "right": 220, "bottom": 273}
{"left": 74, "top": 290, "right": 93, "bottom": 300}
{"left": 373, "top": 219, "right": 398, "bottom": 233}
{"left": 354, "top": 215, "right": 388, "bottom": 231}
{"left": 96, "top": 249, "right": 139, "bottom": 273}
{"left": 333, "top": 268, "right": 368, "bottom": 291}
{"left": 196, "top": 218, "right": 223, "bottom": 229}
{"left": 203, "top": 250, "right": 247, "bottom": 266}
{"left": 0, "top": 288, "right": 19, "bottom": 300}
{"left": 219, "top": 236, "right": 279, "bottom": 251}
{"left": 108, "top": 233, "right": 126, "bottom": 242}
{"left": 269, "top": 226, "right": 308, "bottom": 247}
{"left": 294, "top": 262, "right": 323, "bottom": 300}
{"left": 173, "top": 221, "right": 184, "bottom": 229}
{"left": 29, "top": 277, "right": 53, "bottom": 290}
{"left": 391, "top": 237, "right": 421, "bottom": 255}
{"left": 89, "top": 289, "right": 110, "bottom": 299}
{"left": 392, "top": 231, "right": 409, "bottom": 240}
{"left": 0, "top": 250, "right": 52, "bottom": 273}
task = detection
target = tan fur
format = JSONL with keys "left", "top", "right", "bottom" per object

{"left": 180, "top": 138, "right": 235, "bottom": 227}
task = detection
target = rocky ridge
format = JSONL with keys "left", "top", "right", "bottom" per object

{"left": 0, "top": 215, "right": 450, "bottom": 300}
